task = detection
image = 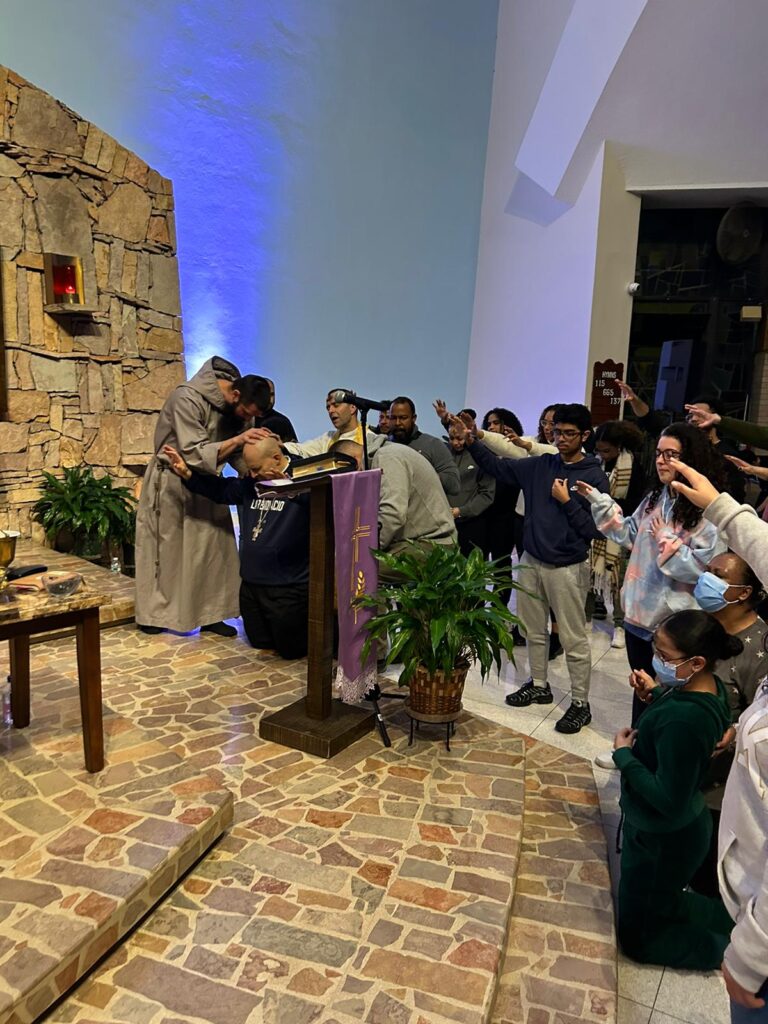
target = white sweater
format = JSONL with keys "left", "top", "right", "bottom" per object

{"left": 705, "top": 493, "right": 768, "bottom": 993}
{"left": 479, "top": 431, "right": 557, "bottom": 514}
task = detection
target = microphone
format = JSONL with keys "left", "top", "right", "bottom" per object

{"left": 329, "top": 390, "right": 391, "bottom": 413}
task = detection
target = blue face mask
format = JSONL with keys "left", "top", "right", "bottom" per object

{"left": 651, "top": 653, "right": 693, "bottom": 688}
{"left": 694, "top": 572, "right": 741, "bottom": 613}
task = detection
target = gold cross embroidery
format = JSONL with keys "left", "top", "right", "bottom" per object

{"left": 350, "top": 505, "right": 372, "bottom": 623}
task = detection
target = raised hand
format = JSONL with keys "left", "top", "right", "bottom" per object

{"left": 629, "top": 669, "right": 655, "bottom": 702}
{"left": 685, "top": 404, "right": 720, "bottom": 430}
{"left": 503, "top": 429, "right": 531, "bottom": 451}
{"left": 617, "top": 380, "right": 637, "bottom": 402}
{"left": 725, "top": 454, "right": 768, "bottom": 481}
{"left": 162, "top": 445, "right": 192, "bottom": 480}
{"left": 571, "top": 480, "right": 594, "bottom": 498}
{"left": 669, "top": 460, "right": 721, "bottom": 509}
{"left": 433, "top": 398, "right": 448, "bottom": 421}
{"left": 449, "top": 414, "right": 474, "bottom": 443}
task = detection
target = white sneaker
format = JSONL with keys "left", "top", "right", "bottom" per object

{"left": 611, "top": 626, "right": 626, "bottom": 649}
{"left": 594, "top": 750, "right": 618, "bottom": 770}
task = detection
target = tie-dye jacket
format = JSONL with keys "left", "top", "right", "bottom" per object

{"left": 586, "top": 486, "right": 725, "bottom": 633}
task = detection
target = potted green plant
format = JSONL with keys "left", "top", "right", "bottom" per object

{"left": 31, "top": 466, "right": 136, "bottom": 563}
{"left": 358, "top": 542, "right": 523, "bottom": 715}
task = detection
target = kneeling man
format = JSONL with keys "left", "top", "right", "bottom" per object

{"left": 163, "top": 438, "right": 309, "bottom": 659}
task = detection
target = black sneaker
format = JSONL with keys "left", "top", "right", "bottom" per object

{"left": 548, "top": 634, "right": 563, "bottom": 660}
{"left": 505, "top": 679, "right": 553, "bottom": 707}
{"left": 592, "top": 596, "right": 608, "bottom": 621}
{"left": 201, "top": 621, "right": 238, "bottom": 638}
{"left": 555, "top": 701, "right": 592, "bottom": 734}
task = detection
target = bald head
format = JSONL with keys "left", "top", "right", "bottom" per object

{"left": 244, "top": 437, "right": 288, "bottom": 478}
{"left": 330, "top": 439, "right": 363, "bottom": 469}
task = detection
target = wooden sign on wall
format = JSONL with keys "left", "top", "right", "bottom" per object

{"left": 590, "top": 359, "right": 624, "bottom": 425}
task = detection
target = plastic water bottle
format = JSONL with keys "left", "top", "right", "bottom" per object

{"left": 110, "top": 556, "right": 121, "bottom": 574}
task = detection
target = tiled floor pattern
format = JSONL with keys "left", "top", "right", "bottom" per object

{"left": 0, "top": 621, "right": 615, "bottom": 1024}
{"left": 10, "top": 540, "right": 135, "bottom": 630}
{"left": 0, "top": 656, "right": 233, "bottom": 1024}
{"left": 459, "top": 616, "right": 732, "bottom": 1024}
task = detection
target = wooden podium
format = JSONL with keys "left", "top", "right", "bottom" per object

{"left": 257, "top": 473, "right": 375, "bottom": 758}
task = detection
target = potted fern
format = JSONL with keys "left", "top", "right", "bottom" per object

{"left": 358, "top": 542, "right": 523, "bottom": 715}
{"left": 31, "top": 466, "right": 136, "bottom": 564}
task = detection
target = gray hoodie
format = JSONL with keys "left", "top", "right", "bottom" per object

{"left": 367, "top": 433, "right": 456, "bottom": 551}
{"left": 705, "top": 494, "right": 768, "bottom": 994}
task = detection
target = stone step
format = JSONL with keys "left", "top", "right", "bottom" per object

{"left": 490, "top": 737, "right": 617, "bottom": 1024}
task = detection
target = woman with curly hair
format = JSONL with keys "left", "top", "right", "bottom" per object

{"left": 590, "top": 420, "right": 648, "bottom": 649}
{"left": 575, "top": 422, "right": 727, "bottom": 731}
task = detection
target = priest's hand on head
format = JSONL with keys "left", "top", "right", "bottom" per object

{"left": 162, "top": 445, "right": 192, "bottom": 480}
{"left": 241, "top": 427, "right": 276, "bottom": 446}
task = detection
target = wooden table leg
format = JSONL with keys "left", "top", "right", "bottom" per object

{"left": 9, "top": 634, "right": 30, "bottom": 728}
{"left": 75, "top": 608, "right": 104, "bottom": 772}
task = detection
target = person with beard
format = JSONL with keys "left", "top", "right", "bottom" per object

{"left": 285, "top": 388, "right": 372, "bottom": 456}
{"left": 445, "top": 422, "right": 495, "bottom": 555}
{"left": 453, "top": 403, "right": 610, "bottom": 734}
{"left": 134, "top": 358, "right": 268, "bottom": 636}
{"left": 251, "top": 376, "right": 297, "bottom": 442}
{"left": 388, "top": 396, "right": 460, "bottom": 499}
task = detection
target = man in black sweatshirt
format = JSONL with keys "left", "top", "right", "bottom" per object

{"left": 454, "top": 403, "right": 609, "bottom": 733}
{"left": 162, "top": 437, "right": 310, "bottom": 659}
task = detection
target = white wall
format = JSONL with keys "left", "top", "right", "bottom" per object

{"left": 0, "top": 0, "right": 499, "bottom": 439}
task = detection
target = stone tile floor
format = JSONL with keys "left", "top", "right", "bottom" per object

{"left": 0, "top": 617, "right": 614, "bottom": 1024}
{"left": 456, "top": 610, "right": 732, "bottom": 1024}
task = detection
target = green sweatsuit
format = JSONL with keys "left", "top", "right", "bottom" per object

{"left": 613, "top": 679, "right": 735, "bottom": 969}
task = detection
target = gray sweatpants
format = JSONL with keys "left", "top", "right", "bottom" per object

{"left": 516, "top": 551, "right": 592, "bottom": 703}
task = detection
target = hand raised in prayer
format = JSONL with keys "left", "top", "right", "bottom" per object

{"left": 503, "top": 429, "right": 532, "bottom": 452}
{"left": 433, "top": 398, "right": 448, "bottom": 421}
{"left": 725, "top": 454, "right": 768, "bottom": 480}
{"left": 551, "top": 478, "right": 570, "bottom": 504}
{"left": 617, "top": 379, "right": 637, "bottom": 402}
{"left": 162, "top": 445, "right": 192, "bottom": 480}
{"left": 668, "top": 460, "right": 721, "bottom": 510}
{"left": 684, "top": 403, "right": 721, "bottom": 430}
{"left": 448, "top": 415, "right": 474, "bottom": 444}
{"left": 571, "top": 480, "right": 594, "bottom": 498}
{"left": 629, "top": 669, "right": 655, "bottom": 702}
{"left": 613, "top": 726, "right": 637, "bottom": 750}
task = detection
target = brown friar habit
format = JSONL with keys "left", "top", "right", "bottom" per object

{"left": 134, "top": 357, "right": 243, "bottom": 631}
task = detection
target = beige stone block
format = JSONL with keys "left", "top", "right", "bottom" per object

{"left": 14, "top": 251, "right": 44, "bottom": 270}
{"left": 62, "top": 419, "right": 84, "bottom": 441}
{"left": 124, "top": 362, "right": 184, "bottom": 412}
{"left": 28, "top": 427, "right": 58, "bottom": 445}
{"left": 23, "top": 197, "right": 40, "bottom": 252}
{"left": 50, "top": 401, "right": 64, "bottom": 433}
{"left": 142, "top": 327, "right": 183, "bottom": 354}
{"left": 1, "top": 260, "right": 18, "bottom": 340}
{"left": 95, "top": 240, "right": 110, "bottom": 293}
{"left": 5, "top": 389, "right": 50, "bottom": 422}
{"left": 0, "top": 422, "right": 29, "bottom": 452}
{"left": 59, "top": 436, "right": 84, "bottom": 468}
{"left": 12, "top": 86, "right": 83, "bottom": 156}
{"left": 148, "top": 253, "right": 181, "bottom": 315}
{"left": 0, "top": 178, "right": 24, "bottom": 252}
{"left": 101, "top": 363, "right": 115, "bottom": 412}
{"left": 0, "top": 453, "right": 30, "bottom": 472}
{"left": 123, "top": 153, "right": 149, "bottom": 187}
{"left": 44, "top": 441, "right": 60, "bottom": 468}
{"left": 29, "top": 353, "right": 78, "bottom": 392}
{"left": 121, "top": 303, "right": 138, "bottom": 356}
{"left": 16, "top": 268, "right": 29, "bottom": 343}
{"left": 111, "top": 146, "right": 128, "bottom": 179}
{"left": 112, "top": 364, "right": 124, "bottom": 411}
{"left": 27, "top": 270, "right": 45, "bottom": 347}
{"left": 121, "top": 413, "right": 158, "bottom": 455}
{"left": 83, "top": 126, "right": 104, "bottom": 166}
{"left": 148, "top": 216, "right": 170, "bottom": 247}
{"left": 84, "top": 413, "right": 121, "bottom": 465}
{"left": 87, "top": 363, "right": 105, "bottom": 413}
{"left": 136, "top": 253, "right": 149, "bottom": 301}
{"left": 43, "top": 309, "right": 59, "bottom": 351}
{"left": 0, "top": 153, "right": 23, "bottom": 177}
{"left": 98, "top": 183, "right": 151, "bottom": 243}
{"left": 109, "top": 240, "right": 125, "bottom": 292}
{"left": 96, "top": 135, "right": 116, "bottom": 173}
{"left": 27, "top": 445, "right": 43, "bottom": 471}
{"left": 121, "top": 250, "right": 138, "bottom": 296}
{"left": 109, "top": 296, "right": 122, "bottom": 352}
{"left": 13, "top": 350, "right": 34, "bottom": 389}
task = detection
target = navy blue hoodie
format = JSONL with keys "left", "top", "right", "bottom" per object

{"left": 468, "top": 442, "right": 610, "bottom": 566}
{"left": 184, "top": 474, "right": 309, "bottom": 586}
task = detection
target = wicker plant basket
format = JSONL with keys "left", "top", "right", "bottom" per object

{"left": 408, "top": 661, "right": 469, "bottom": 716}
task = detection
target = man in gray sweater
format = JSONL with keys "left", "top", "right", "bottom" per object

{"left": 388, "top": 396, "right": 460, "bottom": 500}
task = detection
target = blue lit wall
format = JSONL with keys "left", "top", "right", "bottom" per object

{"left": 0, "top": 0, "right": 498, "bottom": 438}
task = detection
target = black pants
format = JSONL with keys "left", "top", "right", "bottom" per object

{"left": 624, "top": 628, "right": 655, "bottom": 727}
{"left": 240, "top": 580, "right": 309, "bottom": 660}
{"left": 456, "top": 517, "right": 487, "bottom": 558}
{"left": 486, "top": 511, "right": 516, "bottom": 608}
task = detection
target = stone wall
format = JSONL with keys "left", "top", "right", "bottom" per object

{"left": 0, "top": 66, "right": 185, "bottom": 537}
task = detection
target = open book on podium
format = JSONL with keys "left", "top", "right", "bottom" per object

{"left": 256, "top": 456, "right": 375, "bottom": 758}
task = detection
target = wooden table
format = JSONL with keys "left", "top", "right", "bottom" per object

{"left": 0, "top": 589, "right": 106, "bottom": 772}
